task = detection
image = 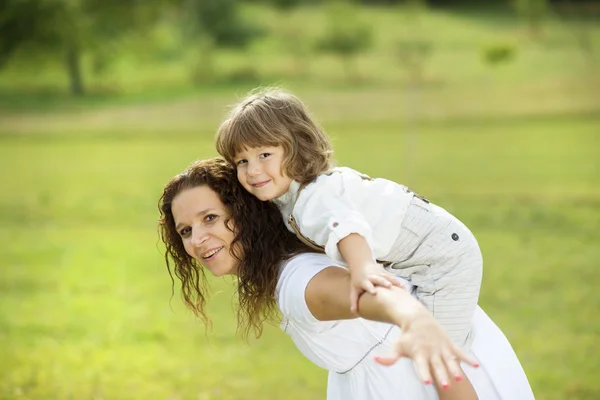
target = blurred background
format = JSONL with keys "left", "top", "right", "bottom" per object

{"left": 0, "top": 0, "right": 598, "bottom": 399}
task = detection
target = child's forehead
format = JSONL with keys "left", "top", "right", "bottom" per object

{"left": 235, "top": 144, "right": 281, "bottom": 155}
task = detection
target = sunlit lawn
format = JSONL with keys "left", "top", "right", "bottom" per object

{"left": 1, "top": 103, "right": 598, "bottom": 399}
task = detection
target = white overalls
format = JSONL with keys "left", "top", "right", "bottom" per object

{"left": 273, "top": 167, "right": 482, "bottom": 349}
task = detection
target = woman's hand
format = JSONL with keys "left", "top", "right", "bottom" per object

{"left": 304, "top": 266, "right": 479, "bottom": 396}
{"left": 373, "top": 308, "right": 479, "bottom": 388}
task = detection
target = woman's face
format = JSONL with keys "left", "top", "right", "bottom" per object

{"left": 171, "top": 185, "right": 239, "bottom": 277}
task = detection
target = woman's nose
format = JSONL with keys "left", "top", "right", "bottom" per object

{"left": 191, "top": 228, "right": 209, "bottom": 247}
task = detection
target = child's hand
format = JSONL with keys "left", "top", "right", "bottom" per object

{"left": 350, "top": 263, "right": 404, "bottom": 313}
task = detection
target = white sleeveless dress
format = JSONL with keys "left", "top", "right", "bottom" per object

{"left": 276, "top": 253, "right": 535, "bottom": 400}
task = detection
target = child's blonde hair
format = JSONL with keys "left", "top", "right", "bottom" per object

{"left": 215, "top": 87, "right": 333, "bottom": 184}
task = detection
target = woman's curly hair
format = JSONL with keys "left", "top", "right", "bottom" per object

{"left": 158, "top": 158, "right": 311, "bottom": 339}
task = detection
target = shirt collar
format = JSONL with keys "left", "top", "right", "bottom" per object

{"left": 273, "top": 180, "right": 302, "bottom": 214}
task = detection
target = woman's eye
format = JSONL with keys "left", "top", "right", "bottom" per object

{"left": 205, "top": 214, "right": 218, "bottom": 223}
{"left": 179, "top": 227, "right": 191, "bottom": 237}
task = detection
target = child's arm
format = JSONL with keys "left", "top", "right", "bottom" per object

{"left": 338, "top": 233, "right": 404, "bottom": 313}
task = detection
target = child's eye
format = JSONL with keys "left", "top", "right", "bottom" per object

{"left": 259, "top": 153, "right": 271, "bottom": 159}
{"left": 179, "top": 227, "right": 191, "bottom": 237}
{"left": 236, "top": 159, "right": 247, "bottom": 166}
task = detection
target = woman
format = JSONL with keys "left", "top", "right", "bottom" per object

{"left": 158, "top": 158, "right": 534, "bottom": 400}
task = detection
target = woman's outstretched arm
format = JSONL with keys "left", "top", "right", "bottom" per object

{"left": 305, "top": 265, "right": 479, "bottom": 400}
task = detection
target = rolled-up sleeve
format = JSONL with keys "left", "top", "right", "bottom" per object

{"left": 294, "top": 171, "right": 378, "bottom": 265}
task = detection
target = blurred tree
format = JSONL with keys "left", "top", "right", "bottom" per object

{"left": 392, "top": 0, "right": 433, "bottom": 188}
{"left": 347, "top": 0, "right": 600, "bottom": 4}
{"left": 0, "top": 0, "right": 166, "bottom": 96}
{"left": 394, "top": 41, "right": 433, "bottom": 85}
{"left": 315, "top": 1, "right": 373, "bottom": 82}
{"left": 482, "top": 42, "right": 517, "bottom": 66}
{"left": 269, "top": 0, "right": 314, "bottom": 78}
{"left": 511, "top": 0, "right": 550, "bottom": 37}
{"left": 241, "top": 0, "right": 324, "bottom": 5}
{"left": 555, "top": 0, "right": 599, "bottom": 65}
{"left": 182, "top": 0, "right": 261, "bottom": 48}
{"left": 277, "top": 15, "right": 312, "bottom": 78}
{"left": 268, "top": 0, "right": 304, "bottom": 9}
{"left": 181, "top": 0, "right": 262, "bottom": 85}
{"left": 359, "top": 0, "right": 407, "bottom": 3}
{"left": 393, "top": 0, "right": 434, "bottom": 85}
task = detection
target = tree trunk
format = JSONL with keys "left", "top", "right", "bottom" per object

{"left": 65, "top": 44, "right": 84, "bottom": 96}
{"left": 342, "top": 54, "right": 360, "bottom": 83}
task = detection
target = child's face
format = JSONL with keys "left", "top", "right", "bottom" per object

{"left": 233, "top": 145, "right": 292, "bottom": 201}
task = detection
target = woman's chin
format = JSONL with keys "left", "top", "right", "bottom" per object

{"left": 205, "top": 264, "right": 236, "bottom": 277}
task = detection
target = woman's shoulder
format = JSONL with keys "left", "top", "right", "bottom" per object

{"left": 276, "top": 253, "right": 342, "bottom": 331}
{"left": 279, "top": 253, "right": 340, "bottom": 276}
{"left": 277, "top": 253, "right": 342, "bottom": 299}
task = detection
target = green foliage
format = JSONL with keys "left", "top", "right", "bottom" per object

{"left": 511, "top": 0, "right": 550, "bottom": 36}
{"left": 0, "top": 0, "right": 48, "bottom": 66}
{"left": 316, "top": 3, "right": 372, "bottom": 56}
{"left": 392, "top": 1, "right": 434, "bottom": 84}
{"left": 482, "top": 42, "right": 517, "bottom": 66}
{"left": 268, "top": 0, "right": 304, "bottom": 10}
{"left": 394, "top": 39, "right": 434, "bottom": 82}
{"left": 512, "top": 0, "right": 549, "bottom": 20}
{"left": 316, "top": 25, "right": 372, "bottom": 56}
{"left": 187, "top": 38, "right": 218, "bottom": 85}
{"left": 184, "top": 0, "right": 263, "bottom": 48}
{"left": 0, "top": 0, "right": 166, "bottom": 95}
{"left": 315, "top": 1, "right": 373, "bottom": 80}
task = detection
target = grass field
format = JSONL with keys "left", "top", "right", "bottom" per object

{"left": 1, "top": 4, "right": 599, "bottom": 400}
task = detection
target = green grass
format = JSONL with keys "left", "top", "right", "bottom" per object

{"left": 1, "top": 4, "right": 599, "bottom": 400}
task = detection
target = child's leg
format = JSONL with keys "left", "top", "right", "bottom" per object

{"left": 386, "top": 201, "right": 483, "bottom": 349}
{"left": 420, "top": 212, "right": 482, "bottom": 349}
{"left": 415, "top": 247, "right": 482, "bottom": 349}
{"left": 389, "top": 255, "right": 482, "bottom": 349}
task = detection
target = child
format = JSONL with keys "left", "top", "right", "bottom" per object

{"left": 215, "top": 88, "right": 483, "bottom": 349}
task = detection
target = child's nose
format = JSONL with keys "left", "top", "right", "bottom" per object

{"left": 247, "top": 160, "right": 261, "bottom": 176}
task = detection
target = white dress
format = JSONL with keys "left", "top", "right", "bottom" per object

{"left": 276, "top": 253, "right": 535, "bottom": 400}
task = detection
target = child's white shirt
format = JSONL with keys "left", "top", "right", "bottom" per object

{"left": 273, "top": 167, "right": 414, "bottom": 264}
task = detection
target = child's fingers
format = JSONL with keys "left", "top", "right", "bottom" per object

{"left": 381, "top": 274, "right": 402, "bottom": 288}
{"left": 362, "top": 279, "right": 377, "bottom": 294}
{"left": 368, "top": 275, "right": 392, "bottom": 288}
{"left": 386, "top": 275, "right": 405, "bottom": 288}
{"left": 349, "top": 288, "right": 359, "bottom": 313}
